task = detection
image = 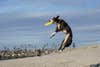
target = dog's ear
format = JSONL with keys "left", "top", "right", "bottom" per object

{"left": 55, "top": 16, "right": 59, "bottom": 19}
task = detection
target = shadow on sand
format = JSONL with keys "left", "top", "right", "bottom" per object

{"left": 90, "top": 63, "right": 100, "bottom": 67}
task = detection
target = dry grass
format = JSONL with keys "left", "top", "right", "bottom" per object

{"left": 0, "top": 45, "right": 100, "bottom": 67}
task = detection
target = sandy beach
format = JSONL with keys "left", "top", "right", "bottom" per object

{"left": 0, "top": 45, "right": 100, "bottom": 67}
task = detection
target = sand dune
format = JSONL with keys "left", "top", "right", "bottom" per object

{"left": 0, "top": 45, "right": 100, "bottom": 67}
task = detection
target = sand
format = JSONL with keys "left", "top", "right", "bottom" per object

{"left": 0, "top": 45, "right": 100, "bottom": 67}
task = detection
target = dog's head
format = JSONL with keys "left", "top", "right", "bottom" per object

{"left": 45, "top": 16, "right": 59, "bottom": 26}
{"left": 50, "top": 16, "right": 59, "bottom": 23}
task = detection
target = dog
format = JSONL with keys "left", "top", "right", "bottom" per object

{"left": 46, "top": 16, "right": 73, "bottom": 51}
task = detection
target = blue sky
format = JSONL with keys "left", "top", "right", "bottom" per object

{"left": 0, "top": 0, "right": 100, "bottom": 49}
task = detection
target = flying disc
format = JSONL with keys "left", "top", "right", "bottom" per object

{"left": 44, "top": 21, "right": 53, "bottom": 26}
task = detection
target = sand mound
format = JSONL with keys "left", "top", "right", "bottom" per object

{"left": 0, "top": 45, "right": 100, "bottom": 67}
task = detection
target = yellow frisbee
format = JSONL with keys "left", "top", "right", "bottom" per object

{"left": 44, "top": 21, "right": 53, "bottom": 26}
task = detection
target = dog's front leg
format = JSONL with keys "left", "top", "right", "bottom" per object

{"left": 50, "top": 32, "right": 56, "bottom": 38}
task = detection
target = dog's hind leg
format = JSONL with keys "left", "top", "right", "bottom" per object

{"left": 58, "top": 34, "right": 70, "bottom": 51}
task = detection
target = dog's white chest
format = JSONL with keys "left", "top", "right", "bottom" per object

{"left": 57, "top": 24, "right": 60, "bottom": 29}
{"left": 62, "top": 29, "right": 67, "bottom": 34}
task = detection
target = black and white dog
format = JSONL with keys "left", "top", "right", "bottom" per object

{"left": 48, "top": 16, "right": 73, "bottom": 51}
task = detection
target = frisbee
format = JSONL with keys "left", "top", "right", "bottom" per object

{"left": 44, "top": 21, "right": 53, "bottom": 26}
